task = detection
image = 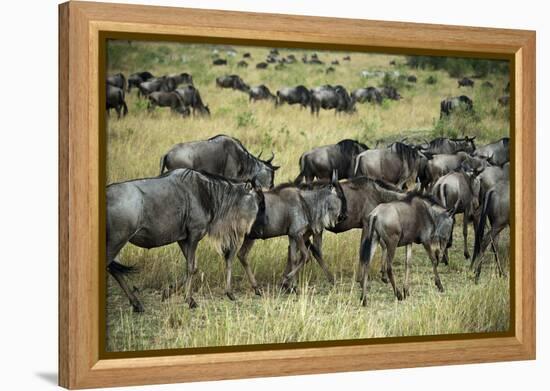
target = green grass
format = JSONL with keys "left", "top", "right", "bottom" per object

{"left": 106, "top": 41, "right": 510, "bottom": 352}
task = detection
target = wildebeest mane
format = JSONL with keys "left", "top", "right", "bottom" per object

{"left": 390, "top": 142, "right": 418, "bottom": 168}
{"left": 337, "top": 139, "right": 368, "bottom": 155}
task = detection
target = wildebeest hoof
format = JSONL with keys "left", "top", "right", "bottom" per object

{"left": 403, "top": 288, "right": 409, "bottom": 299}
{"left": 188, "top": 297, "right": 199, "bottom": 309}
{"left": 395, "top": 290, "right": 403, "bottom": 301}
{"left": 361, "top": 297, "right": 368, "bottom": 307}
{"left": 464, "top": 251, "right": 471, "bottom": 259}
{"left": 254, "top": 287, "right": 263, "bottom": 296}
{"left": 381, "top": 275, "right": 389, "bottom": 284}
{"left": 226, "top": 292, "right": 236, "bottom": 301}
{"left": 436, "top": 283, "right": 445, "bottom": 292}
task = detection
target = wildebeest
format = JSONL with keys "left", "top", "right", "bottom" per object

{"left": 128, "top": 71, "right": 154, "bottom": 92}
{"left": 389, "top": 60, "right": 396, "bottom": 66}
{"left": 498, "top": 96, "right": 510, "bottom": 107}
{"left": 294, "top": 139, "right": 369, "bottom": 183}
{"left": 476, "top": 162, "right": 509, "bottom": 203}
{"left": 440, "top": 95, "right": 473, "bottom": 118}
{"left": 215, "top": 75, "right": 249, "bottom": 92}
{"left": 354, "top": 142, "right": 427, "bottom": 189}
{"left": 331, "top": 60, "right": 340, "bottom": 65}
{"left": 106, "top": 168, "right": 264, "bottom": 310}
{"left": 248, "top": 85, "right": 277, "bottom": 103}
{"left": 482, "top": 81, "right": 494, "bottom": 89}
{"left": 310, "top": 85, "right": 356, "bottom": 115}
{"left": 407, "top": 75, "right": 417, "bottom": 83}
{"left": 432, "top": 171, "right": 480, "bottom": 262}
{"left": 381, "top": 86, "right": 401, "bottom": 100}
{"left": 137, "top": 76, "right": 173, "bottom": 97}
{"left": 107, "top": 73, "right": 127, "bottom": 91}
{"left": 343, "top": 55, "right": 351, "bottom": 61}
{"left": 269, "top": 48, "right": 279, "bottom": 56}
{"left": 160, "top": 135, "right": 279, "bottom": 188}
{"left": 276, "top": 85, "right": 311, "bottom": 108}
{"left": 243, "top": 52, "right": 251, "bottom": 58}
{"left": 239, "top": 172, "right": 347, "bottom": 291}
{"left": 326, "top": 67, "right": 335, "bottom": 74}
{"left": 237, "top": 60, "right": 248, "bottom": 68}
{"left": 473, "top": 137, "right": 509, "bottom": 166}
{"left": 419, "top": 136, "right": 477, "bottom": 154}
{"left": 472, "top": 179, "right": 509, "bottom": 282}
{"left": 146, "top": 91, "right": 185, "bottom": 113}
{"left": 266, "top": 55, "right": 277, "bottom": 63}
{"left": 175, "top": 85, "right": 210, "bottom": 116}
{"left": 458, "top": 77, "right": 475, "bottom": 87}
{"left": 213, "top": 58, "right": 227, "bottom": 65}
{"left": 351, "top": 87, "right": 383, "bottom": 105}
{"left": 106, "top": 84, "right": 128, "bottom": 118}
{"left": 420, "top": 151, "right": 487, "bottom": 191}
{"left": 168, "top": 72, "right": 193, "bottom": 86}
{"left": 426, "top": 75, "right": 437, "bottom": 85}
{"left": 256, "top": 62, "right": 268, "bottom": 69}
{"left": 359, "top": 193, "right": 456, "bottom": 305}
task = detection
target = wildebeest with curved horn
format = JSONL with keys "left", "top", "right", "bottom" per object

{"left": 440, "top": 95, "right": 473, "bottom": 118}
{"left": 276, "top": 85, "right": 311, "bottom": 108}
{"left": 239, "top": 171, "right": 347, "bottom": 291}
{"left": 294, "top": 139, "right": 368, "bottom": 184}
{"left": 175, "top": 85, "right": 210, "bottom": 116}
{"left": 419, "top": 136, "right": 476, "bottom": 154}
{"left": 458, "top": 77, "right": 475, "bottom": 88}
{"left": 359, "top": 193, "right": 457, "bottom": 306}
{"left": 248, "top": 85, "right": 277, "bottom": 103}
{"left": 106, "top": 84, "right": 128, "bottom": 118}
{"left": 107, "top": 73, "right": 127, "bottom": 91}
{"left": 472, "top": 137, "right": 509, "bottom": 166}
{"left": 472, "top": 179, "right": 509, "bottom": 282}
{"left": 310, "top": 85, "right": 355, "bottom": 115}
{"left": 128, "top": 71, "right": 154, "bottom": 92}
{"left": 106, "top": 169, "right": 265, "bottom": 310}
{"left": 354, "top": 142, "right": 427, "bottom": 189}
{"left": 159, "top": 135, "right": 279, "bottom": 189}
{"left": 215, "top": 75, "right": 249, "bottom": 92}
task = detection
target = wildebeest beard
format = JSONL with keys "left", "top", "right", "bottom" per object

{"left": 299, "top": 187, "right": 341, "bottom": 234}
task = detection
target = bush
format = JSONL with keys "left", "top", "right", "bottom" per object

{"left": 434, "top": 106, "right": 482, "bottom": 138}
{"left": 425, "top": 75, "right": 438, "bottom": 85}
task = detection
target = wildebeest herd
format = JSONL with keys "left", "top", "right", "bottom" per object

{"left": 107, "top": 132, "right": 510, "bottom": 312}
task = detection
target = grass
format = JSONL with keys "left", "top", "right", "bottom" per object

{"left": 106, "top": 41, "right": 511, "bottom": 352}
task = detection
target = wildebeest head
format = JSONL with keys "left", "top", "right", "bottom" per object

{"left": 320, "top": 170, "right": 347, "bottom": 227}
{"left": 432, "top": 201, "right": 459, "bottom": 256}
{"left": 255, "top": 152, "right": 280, "bottom": 189}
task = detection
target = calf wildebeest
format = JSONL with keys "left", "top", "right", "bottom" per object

{"left": 160, "top": 135, "right": 279, "bottom": 189}
{"left": 212, "top": 58, "right": 227, "bottom": 65}
{"left": 175, "top": 85, "right": 210, "bottom": 116}
{"left": 432, "top": 171, "right": 480, "bottom": 262}
{"left": 472, "top": 179, "right": 509, "bottom": 282}
{"left": 473, "top": 137, "right": 509, "bottom": 166}
{"left": 215, "top": 75, "right": 249, "bottom": 92}
{"left": 354, "top": 142, "right": 427, "bottom": 189}
{"left": 440, "top": 95, "right": 474, "bottom": 118}
{"left": 420, "top": 151, "right": 487, "bottom": 191}
{"left": 146, "top": 91, "right": 185, "bottom": 113}
{"left": 106, "top": 169, "right": 264, "bottom": 310}
{"left": 359, "top": 193, "right": 456, "bottom": 306}
{"left": 248, "top": 85, "right": 277, "bottom": 103}
{"left": 128, "top": 71, "right": 154, "bottom": 92}
{"left": 237, "top": 60, "right": 248, "bottom": 68}
{"left": 482, "top": 81, "right": 494, "bottom": 89}
{"left": 381, "top": 86, "right": 401, "bottom": 100}
{"left": 343, "top": 55, "right": 351, "bottom": 61}
{"left": 407, "top": 75, "right": 417, "bottom": 83}
{"left": 256, "top": 62, "right": 268, "bottom": 69}
{"left": 276, "top": 85, "right": 311, "bottom": 108}
{"left": 106, "top": 84, "right": 128, "bottom": 118}
{"left": 107, "top": 73, "right": 127, "bottom": 91}
{"left": 351, "top": 87, "right": 383, "bottom": 104}
{"left": 310, "top": 85, "right": 355, "bottom": 115}
{"left": 498, "top": 95, "right": 510, "bottom": 107}
{"left": 419, "top": 136, "right": 477, "bottom": 154}
{"left": 294, "top": 139, "right": 369, "bottom": 183}
{"left": 458, "top": 77, "right": 475, "bottom": 87}
{"left": 243, "top": 52, "right": 251, "bottom": 58}
{"left": 239, "top": 172, "right": 347, "bottom": 291}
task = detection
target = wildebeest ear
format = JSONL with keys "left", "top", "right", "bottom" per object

{"left": 272, "top": 165, "right": 280, "bottom": 171}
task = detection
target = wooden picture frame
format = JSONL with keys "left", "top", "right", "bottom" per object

{"left": 59, "top": 1, "right": 536, "bottom": 388}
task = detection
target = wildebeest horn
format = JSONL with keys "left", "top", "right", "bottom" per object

{"left": 266, "top": 152, "right": 274, "bottom": 164}
{"left": 257, "top": 151, "right": 263, "bottom": 159}
{"left": 400, "top": 137, "right": 408, "bottom": 143}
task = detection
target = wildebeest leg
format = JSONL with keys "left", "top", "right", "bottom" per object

{"left": 423, "top": 243, "right": 444, "bottom": 292}
{"left": 224, "top": 247, "right": 238, "bottom": 301}
{"left": 281, "top": 240, "right": 299, "bottom": 292}
{"left": 178, "top": 238, "right": 200, "bottom": 309}
{"left": 283, "top": 236, "right": 310, "bottom": 287}
{"left": 306, "top": 235, "right": 335, "bottom": 285}
{"left": 491, "top": 233, "right": 504, "bottom": 277}
{"left": 384, "top": 243, "right": 402, "bottom": 300}
{"left": 474, "top": 226, "right": 505, "bottom": 283}
{"left": 115, "top": 105, "right": 122, "bottom": 119}
{"left": 108, "top": 259, "right": 144, "bottom": 313}
{"left": 360, "top": 231, "right": 378, "bottom": 306}
{"left": 379, "top": 247, "right": 389, "bottom": 283}
{"left": 463, "top": 213, "right": 471, "bottom": 259}
{"left": 356, "top": 228, "right": 367, "bottom": 283}
{"left": 237, "top": 238, "right": 262, "bottom": 296}
{"left": 403, "top": 244, "right": 412, "bottom": 299}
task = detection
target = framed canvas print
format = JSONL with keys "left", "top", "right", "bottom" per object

{"left": 58, "top": 1, "right": 536, "bottom": 389}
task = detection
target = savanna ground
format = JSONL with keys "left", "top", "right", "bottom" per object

{"left": 106, "top": 41, "right": 511, "bottom": 352}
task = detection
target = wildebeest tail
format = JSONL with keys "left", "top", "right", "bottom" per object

{"left": 305, "top": 239, "right": 322, "bottom": 259}
{"left": 159, "top": 154, "right": 168, "bottom": 174}
{"left": 293, "top": 155, "right": 306, "bottom": 184}
{"left": 439, "top": 183, "right": 448, "bottom": 208}
{"left": 473, "top": 189, "right": 493, "bottom": 261}
{"left": 108, "top": 260, "right": 138, "bottom": 274}
{"left": 360, "top": 215, "right": 377, "bottom": 265}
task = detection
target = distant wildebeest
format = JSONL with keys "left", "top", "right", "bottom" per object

{"left": 426, "top": 75, "right": 437, "bottom": 84}
{"left": 351, "top": 87, "right": 383, "bottom": 105}
{"left": 294, "top": 139, "right": 369, "bottom": 183}
{"left": 237, "top": 60, "right": 248, "bottom": 68}
{"left": 432, "top": 171, "right": 480, "bottom": 262}
{"left": 419, "top": 136, "right": 477, "bottom": 155}
{"left": 175, "top": 85, "right": 210, "bottom": 116}
{"left": 326, "top": 67, "right": 335, "bottom": 74}
{"left": 354, "top": 142, "right": 427, "bottom": 189}
{"left": 106, "top": 169, "right": 265, "bottom": 310}
{"left": 343, "top": 55, "right": 351, "bottom": 61}
{"left": 256, "top": 62, "right": 268, "bottom": 69}
{"left": 240, "top": 172, "right": 347, "bottom": 291}
{"left": 407, "top": 75, "right": 417, "bottom": 83}
{"left": 160, "top": 135, "right": 279, "bottom": 189}
{"left": 212, "top": 58, "right": 227, "bottom": 65}
{"left": 243, "top": 52, "right": 251, "bottom": 58}
{"left": 269, "top": 48, "right": 279, "bottom": 56}
{"left": 137, "top": 76, "right": 175, "bottom": 97}
{"left": 420, "top": 151, "right": 487, "bottom": 191}
{"left": 128, "top": 71, "right": 154, "bottom": 92}
{"left": 310, "top": 85, "right": 356, "bottom": 115}
{"left": 276, "top": 85, "right": 311, "bottom": 108}
{"left": 498, "top": 95, "right": 510, "bottom": 107}
{"left": 147, "top": 91, "right": 185, "bottom": 113}
{"left": 389, "top": 60, "right": 396, "bottom": 66}
{"left": 472, "top": 179, "right": 509, "bottom": 282}
{"left": 168, "top": 72, "right": 193, "bottom": 87}
{"left": 473, "top": 137, "right": 509, "bottom": 166}
{"left": 266, "top": 55, "right": 277, "bottom": 64}
{"left": 274, "top": 63, "right": 285, "bottom": 71}
{"left": 215, "top": 75, "right": 249, "bottom": 92}
{"left": 107, "top": 73, "right": 127, "bottom": 91}
{"left": 106, "top": 84, "right": 128, "bottom": 118}
{"left": 331, "top": 60, "right": 340, "bottom": 65}
{"left": 381, "top": 86, "right": 401, "bottom": 100}
{"left": 458, "top": 77, "right": 475, "bottom": 87}
{"left": 440, "top": 95, "right": 473, "bottom": 118}
{"left": 248, "top": 85, "right": 277, "bottom": 103}
{"left": 482, "top": 81, "right": 494, "bottom": 89}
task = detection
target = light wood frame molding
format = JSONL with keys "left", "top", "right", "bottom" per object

{"left": 59, "top": 1, "right": 536, "bottom": 388}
